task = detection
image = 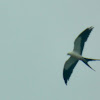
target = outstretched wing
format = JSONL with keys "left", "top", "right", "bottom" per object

{"left": 63, "top": 57, "right": 78, "bottom": 85}
{"left": 73, "top": 26, "right": 94, "bottom": 55}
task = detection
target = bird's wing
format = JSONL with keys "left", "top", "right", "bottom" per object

{"left": 63, "top": 57, "right": 78, "bottom": 85}
{"left": 73, "top": 26, "right": 94, "bottom": 55}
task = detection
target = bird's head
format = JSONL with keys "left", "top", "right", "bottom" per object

{"left": 67, "top": 52, "right": 72, "bottom": 56}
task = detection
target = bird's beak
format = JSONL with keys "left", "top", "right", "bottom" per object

{"left": 67, "top": 53, "right": 70, "bottom": 55}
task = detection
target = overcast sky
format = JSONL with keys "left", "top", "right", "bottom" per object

{"left": 0, "top": 0, "right": 100, "bottom": 100}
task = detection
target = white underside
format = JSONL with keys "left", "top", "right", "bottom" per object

{"left": 68, "top": 51, "right": 84, "bottom": 61}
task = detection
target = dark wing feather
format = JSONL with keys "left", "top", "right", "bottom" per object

{"left": 73, "top": 26, "right": 94, "bottom": 55}
{"left": 63, "top": 57, "right": 78, "bottom": 85}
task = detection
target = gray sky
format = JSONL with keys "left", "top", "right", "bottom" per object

{"left": 0, "top": 0, "right": 100, "bottom": 100}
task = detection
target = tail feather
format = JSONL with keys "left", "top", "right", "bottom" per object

{"left": 82, "top": 57, "right": 100, "bottom": 71}
{"left": 84, "top": 57, "right": 100, "bottom": 62}
{"left": 83, "top": 61, "right": 95, "bottom": 71}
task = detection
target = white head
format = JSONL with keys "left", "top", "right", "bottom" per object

{"left": 67, "top": 52, "right": 72, "bottom": 56}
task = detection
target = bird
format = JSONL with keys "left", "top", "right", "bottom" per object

{"left": 63, "top": 26, "right": 100, "bottom": 85}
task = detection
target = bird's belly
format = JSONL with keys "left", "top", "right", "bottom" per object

{"left": 71, "top": 52, "right": 83, "bottom": 60}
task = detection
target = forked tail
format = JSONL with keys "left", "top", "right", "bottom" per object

{"left": 84, "top": 57, "right": 100, "bottom": 62}
{"left": 83, "top": 57, "right": 100, "bottom": 71}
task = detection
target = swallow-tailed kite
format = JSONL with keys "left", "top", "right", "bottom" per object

{"left": 63, "top": 26, "right": 100, "bottom": 85}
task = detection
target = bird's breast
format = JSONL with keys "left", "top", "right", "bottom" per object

{"left": 70, "top": 52, "right": 83, "bottom": 60}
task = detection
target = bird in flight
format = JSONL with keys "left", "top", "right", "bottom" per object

{"left": 63, "top": 26, "right": 100, "bottom": 85}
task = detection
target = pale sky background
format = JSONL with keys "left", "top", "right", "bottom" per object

{"left": 0, "top": 0, "right": 100, "bottom": 100}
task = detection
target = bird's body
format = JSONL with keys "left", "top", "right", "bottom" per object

{"left": 67, "top": 51, "right": 84, "bottom": 61}
{"left": 63, "top": 26, "right": 100, "bottom": 85}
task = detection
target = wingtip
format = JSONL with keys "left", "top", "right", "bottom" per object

{"left": 63, "top": 77, "right": 68, "bottom": 85}
{"left": 89, "top": 26, "right": 94, "bottom": 30}
{"left": 65, "top": 82, "right": 68, "bottom": 85}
